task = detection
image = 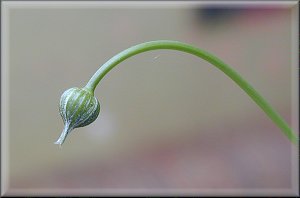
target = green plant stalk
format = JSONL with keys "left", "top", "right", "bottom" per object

{"left": 84, "top": 40, "right": 298, "bottom": 145}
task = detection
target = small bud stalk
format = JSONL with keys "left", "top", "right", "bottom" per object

{"left": 54, "top": 124, "right": 73, "bottom": 145}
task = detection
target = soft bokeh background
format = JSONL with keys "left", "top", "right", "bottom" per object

{"left": 3, "top": 2, "right": 298, "bottom": 196}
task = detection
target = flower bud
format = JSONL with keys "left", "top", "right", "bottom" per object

{"left": 55, "top": 87, "right": 100, "bottom": 145}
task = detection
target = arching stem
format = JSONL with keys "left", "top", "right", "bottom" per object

{"left": 84, "top": 40, "right": 298, "bottom": 145}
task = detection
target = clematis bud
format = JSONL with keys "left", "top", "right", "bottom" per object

{"left": 55, "top": 87, "right": 100, "bottom": 145}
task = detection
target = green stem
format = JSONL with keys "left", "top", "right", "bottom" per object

{"left": 85, "top": 40, "right": 298, "bottom": 145}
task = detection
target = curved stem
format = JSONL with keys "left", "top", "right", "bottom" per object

{"left": 84, "top": 40, "right": 298, "bottom": 145}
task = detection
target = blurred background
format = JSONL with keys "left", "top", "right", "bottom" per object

{"left": 4, "top": 2, "right": 298, "bottom": 196}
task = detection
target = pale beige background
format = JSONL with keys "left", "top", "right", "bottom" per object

{"left": 2, "top": 1, "right": 298, "bottom": 196}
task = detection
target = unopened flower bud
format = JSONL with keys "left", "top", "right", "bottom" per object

{"left": 55, "top": 87, "right": 100, "bottom": 145}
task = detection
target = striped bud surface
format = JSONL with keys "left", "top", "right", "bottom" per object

{"left": 55, "top": 87, "right": 100, "bottom": 145}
